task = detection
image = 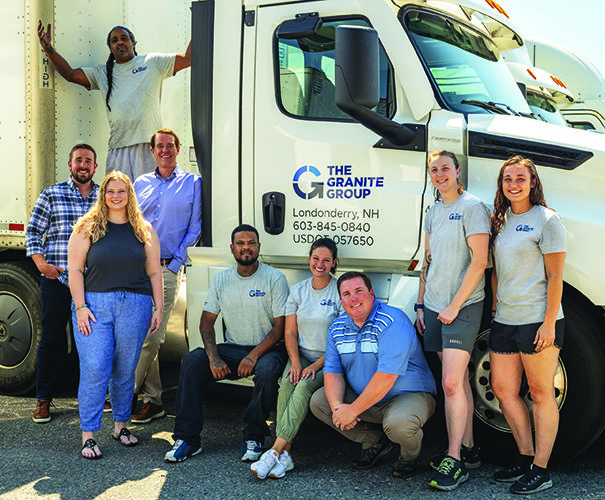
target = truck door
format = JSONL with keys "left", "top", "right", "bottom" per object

{"left": 251, "top": 4, "right": 427, "bottom": 264}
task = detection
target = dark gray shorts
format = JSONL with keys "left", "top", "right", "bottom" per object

{"left": 489, "top": 319, "right": 564, "bottom": 355}
{"left": 423, "top": 301, "right": 483, "bottom": 354}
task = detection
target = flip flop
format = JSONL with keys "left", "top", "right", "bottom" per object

{"left": 112, "top": 427, "right": 138, "bottom": 447}
{"left": 81, "top": 438, "right": 102, "bottom": 459}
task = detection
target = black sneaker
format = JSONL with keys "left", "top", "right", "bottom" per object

{"left": 351, "top": 435, "right": 393, "bottom": 469}
{"left": 429, "top": 456, "right": 469, "bottom": 491}
{"left": 493, "top": 457, "right": 533, "bottom": 483}
{"left": 430, "top": 445, "right": 481, "bottom": 470}
{"left": 510, "top": 465, "right": 552, "bottom": 495}
{"left": 392, "top": 457, "right": 416, "bottom": 479}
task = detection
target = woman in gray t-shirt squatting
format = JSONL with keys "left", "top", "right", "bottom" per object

{"left": 489, "top": 156, "right": 566, "bottom": 494}
{"left": 250, "top": 238, "right": 342, "bottom": 479}
{"left": 416, "top": 151, "right": 490, "bottom": 491}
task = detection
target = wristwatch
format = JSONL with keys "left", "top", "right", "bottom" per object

{"left": 414, "top": 303, "right": 425, "bottom": 311}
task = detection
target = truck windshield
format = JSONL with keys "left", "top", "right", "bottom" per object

{"left": 526, "top": 91, "right": 569, "bottom": 127}
{"left": 402, "top": 8, "right": 530, "bottom": 116}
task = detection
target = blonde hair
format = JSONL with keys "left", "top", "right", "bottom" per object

{"left": 73, "top": 170, "right": 150, "bottom": 244}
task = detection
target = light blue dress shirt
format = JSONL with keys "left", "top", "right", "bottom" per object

{"left": 134, "top": 166, "right": 202, "bottom": 273}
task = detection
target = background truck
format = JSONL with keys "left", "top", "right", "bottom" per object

{"left": 2, "top": 0, "right": 605, "bottom": 464}
{"left": 523, "top": 37, "right": 605, "bottom": 132}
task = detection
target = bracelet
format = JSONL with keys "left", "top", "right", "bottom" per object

{"left": 414, "top": 303, "right": 425, "bottom": 311}
{"left": 153, "top": 305, "right": 164, "bottom": 313}
{"left": 75, "top": 304, "right": 88, "bottom": 311}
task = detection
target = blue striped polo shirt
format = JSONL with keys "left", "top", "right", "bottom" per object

{"left": 324, "top": 300, "right": 436, "bottom": 405}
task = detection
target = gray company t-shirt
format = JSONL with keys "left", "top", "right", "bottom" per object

{"left": 494, "top": 205, "right": 566, "bottom": 325}
{"left": 424, "top": 191, "right": 491, "bottom": 312}
{"left": 82, "top": 53, "right": 175, "bottom": 150}
{"left": 203, "top": 262, "right": 290, "bottom": 346}
{"left": 285, "top": 277, "right": 344, "bottom": 362}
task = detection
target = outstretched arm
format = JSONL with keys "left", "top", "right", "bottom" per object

{"left": 173, "top": 40, "right": 191, "bottom": 74}
{"left": 38, "top": 21, "right": 91, "bottom": 88}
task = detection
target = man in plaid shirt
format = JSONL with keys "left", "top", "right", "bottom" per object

{"left": 26, "top": 143, "right": 99, "bottom": 423}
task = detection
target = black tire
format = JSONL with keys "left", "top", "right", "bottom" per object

{"left": 471, "top": 286, "right": 605, "bottom": 465}
{"left": 0, "top": 262, "right": 42, "bottom": 395}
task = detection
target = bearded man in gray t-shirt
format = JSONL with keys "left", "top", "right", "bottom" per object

{"left": 165, "top": 224, "right": 290, "bottom": 464}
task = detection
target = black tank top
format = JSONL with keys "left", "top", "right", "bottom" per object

{"left": 84, "top": 221, "right": 152, "bottom": 295}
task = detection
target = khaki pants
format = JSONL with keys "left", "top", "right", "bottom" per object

{"left": 134, "top": 266, "right": 182, "bottom": 406}
{"left": 310, "top": 384, "right": 435, "bottom": 461}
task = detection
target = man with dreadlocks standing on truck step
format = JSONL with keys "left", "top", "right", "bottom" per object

{"left": 37, "top": 21, "right": 191, "bottom": 180}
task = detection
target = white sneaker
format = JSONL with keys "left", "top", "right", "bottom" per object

{"left": 251, "top": 449, "right": 280, "bottom": 479}
{"left": 241, "top": 440, "right": 263, "bottom": 461}
{"left": 269, "top": 450, "right": 295, "bottom": 479}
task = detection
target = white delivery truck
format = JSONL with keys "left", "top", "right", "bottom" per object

{"left": 2, "top": 0, "right": 605, "bottom": 464}
{"left": 523, "top": 37, "right": 605, "bottom": 132}
{"left": 506, "top": 61, "right": 574, "bottom": 127}
{"left": 0, "top": 0, "right": 193, "bottom": 393}
{"left": 185, "top": 0, "right": 605, "bottom": 463}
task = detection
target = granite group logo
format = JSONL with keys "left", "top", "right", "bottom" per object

{"left": 292, "top": 165, "right": 324, "bottom": 199}
{"left": 249, "top": 289, "right": 267, "bottom": 297}
{"left": 292, "top": 165, "right": 384, "bottom": 200}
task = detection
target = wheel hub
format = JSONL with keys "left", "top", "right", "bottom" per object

{"left": 0, "top": 292, "right": 33, "bottom": 367}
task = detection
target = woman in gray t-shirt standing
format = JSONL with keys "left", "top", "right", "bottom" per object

{"left": 416, "top": 151, "right": 490, "bottom": 491}
{"left": 489, "top": 156, "right": 566, "bottom": 495}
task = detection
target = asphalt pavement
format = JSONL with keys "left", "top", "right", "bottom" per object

{"left": 1, "top": 362, "right": 604, "bottom": 499}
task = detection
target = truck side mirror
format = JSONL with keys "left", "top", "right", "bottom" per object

{"left": 335, "top": 26, "right": 380, "bottom": 109}
{"left": 335, "top": 26, "right": 416, "bottom": 147}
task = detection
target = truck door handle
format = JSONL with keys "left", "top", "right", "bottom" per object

{"left": 262, "top": 192, "right": 285, "bottom": 235}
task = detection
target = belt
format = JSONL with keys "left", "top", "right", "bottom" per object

{"left": 160, "top": 258, "right": 173, "bottom": 266}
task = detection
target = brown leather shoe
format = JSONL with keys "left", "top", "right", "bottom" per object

{"left": 103, "top": 400, "right": 112, "bottom": 413}
{"left": 33, "top": 400, "right": 51, "bottom": 423}
{"left": 131, "top": 402, "right": 165, "bottom": 424}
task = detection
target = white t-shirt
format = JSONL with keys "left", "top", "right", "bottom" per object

{"left": 285, "top": 277, "right": 344, "bottom": 362}
{"left": 493, "top": 205, "right": 566, "bottom": 325}
{"left": 203, "top": 262, "right": 290, "bottom": 346}
{"left": 424, "top": 191, "right": 491, "bottom": 312}
{"left": 82, "top": 53, "right": 175, "bottom": 149}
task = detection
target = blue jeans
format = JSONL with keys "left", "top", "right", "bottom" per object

{"left": 37, "top": 277, "right": 73, "bottom": 401}
{"left": 173, "top": 343, "right": 287, "bottom": 448}
{"left": 72, "top": 291, "right": 152, "bottom": 431}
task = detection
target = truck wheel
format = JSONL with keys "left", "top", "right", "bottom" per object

{"left": 471, "top": 288, "right": 605, "bottom": 464}
{"left": 0, "top": 262, "right": 42, "bottom": 395}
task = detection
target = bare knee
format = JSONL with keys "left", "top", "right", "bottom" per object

{"left": 442, "top": 374, "right": 464, "bottom": 398}
{"left": 492, "top": 377, "right": 518, "bottom": 403}
{"left": 528, "top": 383, "right": 555, "bottom": 406}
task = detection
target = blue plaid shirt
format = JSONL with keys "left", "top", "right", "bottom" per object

{"left": 26, "top": 177, "right": 99, "bottom": 285}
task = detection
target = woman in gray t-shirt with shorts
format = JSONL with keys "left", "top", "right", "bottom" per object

{"left": 489, "top": 156, "right": 566, "bottom": 495}
{"left": 416, "top": 151, "right": 490, "bottom": 491}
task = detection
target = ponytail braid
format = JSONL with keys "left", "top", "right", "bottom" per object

{"left": 105, "top": 53, "right": 115, "bottom": 112}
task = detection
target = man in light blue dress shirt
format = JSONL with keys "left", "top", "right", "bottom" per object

{"left": 131, "top": 128, "right": 202, "bottom": 423}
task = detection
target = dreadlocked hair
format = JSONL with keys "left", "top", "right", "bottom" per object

{"left": 490, "top": 155, "right": 548, "bottom": 246}
{"left": 73, "top": 170, "right": 151, "bottom": 245}
{"left": 105, "top": 26, "right": 137, "bottom": 112}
